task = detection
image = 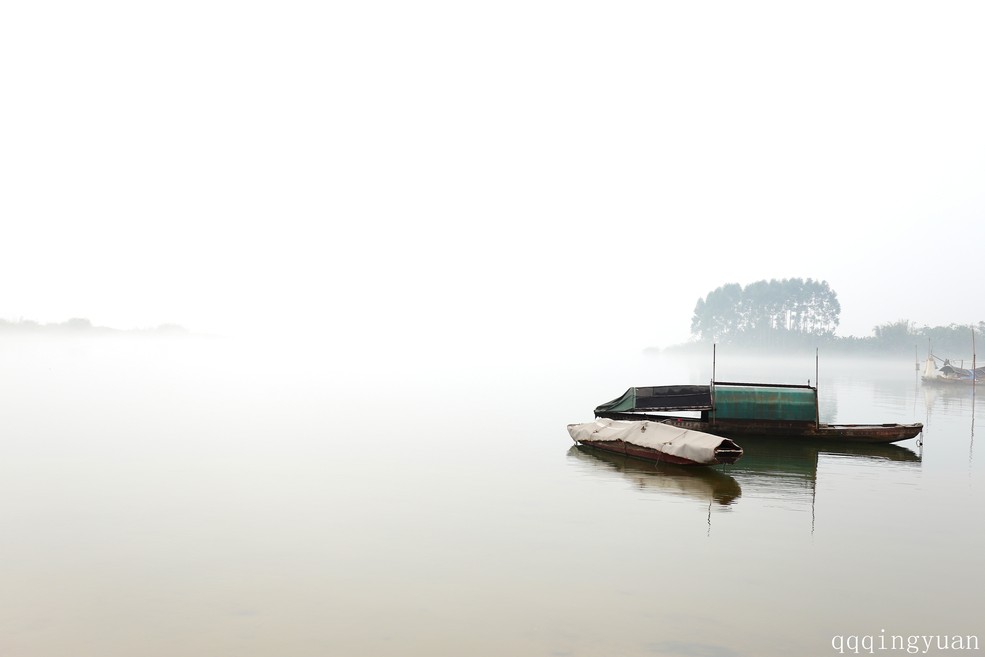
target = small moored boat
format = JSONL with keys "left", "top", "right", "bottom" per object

{"left": 593, "top": 382, "right": 922, "bottom": 444}
{"left": 920, "top": 354, "right": 982, "bottom": 385}
{"left": 567, "top": 418, "right": 744, "bottom": 466}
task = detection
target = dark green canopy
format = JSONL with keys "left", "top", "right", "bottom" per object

{"left": 594, "top": 382, "right": 818, "bottom": 423}
{"left": 594, "top": 385, "right": 713, "bottom": 414}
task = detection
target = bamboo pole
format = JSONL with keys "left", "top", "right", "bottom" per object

{"left": 712, "top": 343, "right": 717, "bottom": 385}
{"left": 815, "top": 348, "right": 820, "bottom": 429}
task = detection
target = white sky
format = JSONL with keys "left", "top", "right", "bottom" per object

{"left": 2, "top": 1, "right": 983, "bottom": 352}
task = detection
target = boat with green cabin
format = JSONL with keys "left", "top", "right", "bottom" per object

{"left": 593, "top": 381, "right": 923, "bottom": 444}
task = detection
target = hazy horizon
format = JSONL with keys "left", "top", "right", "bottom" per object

{"left": 4, "top": 5, "right": 984, "bottom": 652}
{"left": 4, "top": 2, "right": 984, "bottom": 354}
{"left": 5, "top": 3, "right": 984, "bottom": 648}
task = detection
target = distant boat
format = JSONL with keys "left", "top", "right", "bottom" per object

{"left": 920, "top": 354, "right": 982, "bottom": 385}
{"left": 591, "top": 381, "right": 923, "bottom": 444}
{"left": 567, "top": 418, "right": 743, "bottom": 466}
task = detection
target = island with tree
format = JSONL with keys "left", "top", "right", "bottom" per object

{"left": 679, "top": 277, "right": 980, "bottom": 357}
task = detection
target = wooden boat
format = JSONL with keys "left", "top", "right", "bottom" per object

{"left": 592, "top": 382, "right": 923, "bottom": 444}
{"left": 920, "top": 354, "right": 982, "bottom": 385}
{"left": 567, "top": 418, "right": 743, "bottom": 466}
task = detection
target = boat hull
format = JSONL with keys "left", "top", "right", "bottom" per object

{"left": 595, "top": 413, "right": 923, "bottom": 444}
{"left": 577, "top": 438, "right": 739, "bottom": 466}
{"left": 567, "top": 419, "right": 743, "bottom": 466}
{"left": 922, "top": 376, "right": 978, "bottom": 386}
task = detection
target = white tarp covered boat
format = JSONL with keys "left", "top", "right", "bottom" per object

{"left": 921, "top": 354, "right": 982, "bottom": 385}
{"left": 567, "top": 418, "right": 743, "bottom": 466}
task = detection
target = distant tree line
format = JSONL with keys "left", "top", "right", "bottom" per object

{"left": 868, "top": 319, "right": 985, "bottom": 357}
{"left": 690, "top": 278, "right": 841, "bottom": 346}
{"left": 685, "top": 280, "right": 981, "bottom": 356}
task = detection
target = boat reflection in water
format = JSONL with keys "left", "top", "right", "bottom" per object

{"left": 729, "top": 436, "right": 921, "bottom": 475}
{"left": 568, "top": 436, "right": 921, "bottom": 511}
{"left": 728, "top": 436, "right": 920, "bottom": 505}
{"left": 567, "top": 444, "right": 742, "bottom": 506}
{"left": 922, "top": 381, "right": 979, "bottom": 416}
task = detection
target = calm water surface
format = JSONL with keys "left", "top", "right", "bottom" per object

{"left": 0, "top": 339, "right": 982, "bottom": 657}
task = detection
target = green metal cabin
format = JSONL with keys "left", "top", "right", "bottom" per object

{"left": 711, "top": 383, "right": 817, "bottom": 424}
{"left": 594, "top": 381, "right": 819, "bottom": 427}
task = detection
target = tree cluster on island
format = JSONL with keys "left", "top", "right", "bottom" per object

{"left": 690, "top": 278, "right": 840, "bottom": 344}
{"left": 681, "top": 278, "right": 981, "bottom": 357}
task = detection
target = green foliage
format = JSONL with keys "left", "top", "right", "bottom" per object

{"left": 691, "top": 278, "right": 841, "bottom": 344}
{"left": 873, "top": 319, "right": 985, "bottom": 357}
{"left": 872, "top": 319, "right": 915, "bottom": 350}
{"left": 689, "top": 280, "right": 982, "bottom": 355}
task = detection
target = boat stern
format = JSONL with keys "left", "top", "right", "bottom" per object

{"left": 713, "top": 438, "right": 744, "bottom": 465}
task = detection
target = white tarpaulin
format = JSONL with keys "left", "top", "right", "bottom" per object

{"left": 567, "top": 418, "right": 731, "bottom": 465}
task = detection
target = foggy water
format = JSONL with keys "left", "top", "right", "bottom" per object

{"left": 1, "top": 338, "right": 982, "bottom": 657}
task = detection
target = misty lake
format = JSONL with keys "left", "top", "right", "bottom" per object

{"left": 0, "top": 338, "right": 982, "bottom": 657}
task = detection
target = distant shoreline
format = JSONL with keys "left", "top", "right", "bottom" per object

{"left": 653, "top": 334, "right": 979, "bottom": 360}
{"left": 0, "top": 318, "right": 192, "bottom": 337}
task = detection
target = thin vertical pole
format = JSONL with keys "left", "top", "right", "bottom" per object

{"left": 971, "top": 327, "right": 976, "bottom": 465}
{"left": 711, "top": 343, "right": 717, "bottom": 425}
{"left": 815, "top": 348, "right": 820, "bottom": 429}
{"left": 973, "top": 327, "right": 977, "bottom": 383}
